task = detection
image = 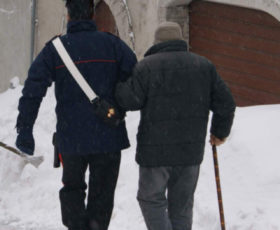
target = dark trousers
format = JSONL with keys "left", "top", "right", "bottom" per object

{"left": 137, "top": 165, "right": 200, "bottom": 230}
{"left": 59, "top": 152, "right": 121, "bottom": 230}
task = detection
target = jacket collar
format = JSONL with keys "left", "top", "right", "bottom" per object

{"left": 67, "top": 20, "right": 97, "bottom": 33}
{"left": 145, "top": 40, "right": 188, "bottom": 57}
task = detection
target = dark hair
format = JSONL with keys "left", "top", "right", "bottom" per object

{"left": 66, "top": 0, "right": 94, "bottom": 20}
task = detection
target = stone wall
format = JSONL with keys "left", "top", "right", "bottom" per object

{"left": 126, "top": 0, "right": 159, "bottom": 58}
{"left": 34, "top": 0, "right": 66, "bottom": 55}
{"left": 158, "top": 5, "right": 189, "bottom": 42}
{"left": 0, "top": 0, "right": 32, "bottom": 92}
{"left": 124, "top": 0, "right": 190, "bottom": 58}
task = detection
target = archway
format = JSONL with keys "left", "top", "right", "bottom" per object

{"left": 95, "top": 0, "right": 135, "bottom": 49}
{"left": 95, "top": 0, "right": 118, "bottom": 36}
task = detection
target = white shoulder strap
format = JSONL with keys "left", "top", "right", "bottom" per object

{"left": 52, "top": 37, "right": 97, "bottom": 102}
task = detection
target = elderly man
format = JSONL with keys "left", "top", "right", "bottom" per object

{"left": 115, "top": 22, "right": 236, "bottom": 230}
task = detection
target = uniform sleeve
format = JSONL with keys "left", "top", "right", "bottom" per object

{"left": 210, "top": 64, "right": 236, "bottom": 139}
{"left": 115, "top": 38, "right": 137, "bottom": 82}
{"left": 16, "top": 44, "right": 55, "bottom": 131}
{"left": 115, "top": 63, "right": 149, "bottom": 111}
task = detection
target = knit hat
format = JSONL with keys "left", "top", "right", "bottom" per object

{"left": 154, "top": 21, "right": 183, "bottom": 44}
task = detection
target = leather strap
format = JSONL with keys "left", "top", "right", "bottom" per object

{"left": 52, "top": 37, "right": 97, "bottom": 102}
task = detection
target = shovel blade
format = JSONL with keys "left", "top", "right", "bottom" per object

{"left": 23, "top": 155, "right": 44, "bottom": 168}
{"left": 0, "top": 142, "right": 44, "bottom": 168}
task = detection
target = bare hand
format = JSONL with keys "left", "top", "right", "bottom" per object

{"left": 210, "top": 134, "right": 226, "bottom": 146}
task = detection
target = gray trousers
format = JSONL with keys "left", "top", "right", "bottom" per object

{"left": 137, "top": 165, "right": 200, "bottom": 230}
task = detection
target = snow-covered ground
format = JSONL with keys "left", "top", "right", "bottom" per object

{"left": 0, "top": 84, "right": 279, "bottom": 230}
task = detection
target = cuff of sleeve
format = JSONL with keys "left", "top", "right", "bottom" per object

{"left": 210, "top": 129, "right": 228, "bottom": 140}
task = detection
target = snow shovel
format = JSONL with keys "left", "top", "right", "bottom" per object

{"left": 212, "top": 145, "right": 226, "bottom": 230}
{"left": 0, "top": 141, "right": 44, "bottom": 168}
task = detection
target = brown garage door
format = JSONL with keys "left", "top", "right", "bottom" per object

{"left": 189, "top": 1, "right": 280, "bottom": 106}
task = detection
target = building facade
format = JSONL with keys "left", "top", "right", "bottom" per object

{"left": 0, "top": 0, "right": 32, "bottom": 92}
{"left": 1, "top": 0, "right": 280, "bottom": 105}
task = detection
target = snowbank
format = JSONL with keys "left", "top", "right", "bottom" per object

{"left": 0, "top": 85, "right": 279, "bottom": 230}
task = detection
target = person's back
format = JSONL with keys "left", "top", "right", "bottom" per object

{"left": 116, "top": 39, "right": 235, "bottom": 167}
{"left": 15, "top": 1, "right": 137, "bottom": 230}
{"left": 133, "top": 40, "right": 231, "bottom": 166}
{"left": 115, "top": 21, "right": 235, "bottom": 230}
{"left": 50, "top": 20, "right": 135, "bottom": 154}
{"left": 17, "top": 4, "right": 136, "bottom": 156}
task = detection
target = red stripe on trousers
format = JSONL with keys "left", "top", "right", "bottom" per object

{"left": 59, "top": 153, "right": 64, "bottom": 167}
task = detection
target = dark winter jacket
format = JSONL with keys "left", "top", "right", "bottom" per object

{"left": 16, "top": 20, "right": 137, "bottom": 155}
{"left": 115, "top": 40, "right": 236, "bottom": 167}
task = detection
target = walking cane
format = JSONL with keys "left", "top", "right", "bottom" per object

{"left": 212, "top": 145, "right": 226, "bottom": 230}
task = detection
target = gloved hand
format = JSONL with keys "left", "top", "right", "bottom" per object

{"left": 16, "top": 128, "right": 35, "bottom": 156}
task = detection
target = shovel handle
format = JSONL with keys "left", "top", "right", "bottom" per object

{"left": 0, "top": 141, "right": 44, "bottom": 168}
{"left": 0, "top": 141, "right": 22, "bottom": 156}
{"left": 212, "top": 145, "right": 226, "bottom": 230}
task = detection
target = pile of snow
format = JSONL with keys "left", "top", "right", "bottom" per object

{"left": 0, "top": 84, "right": 279, "bottom": 230}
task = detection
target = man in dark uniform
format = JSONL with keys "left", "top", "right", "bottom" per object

{"left": 15, "top": 0, "right": 137, "bottom": 229}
